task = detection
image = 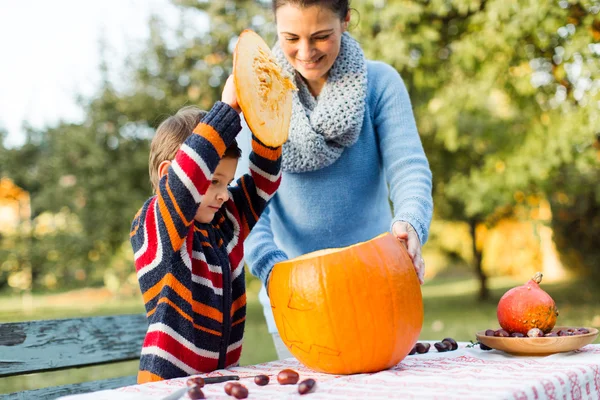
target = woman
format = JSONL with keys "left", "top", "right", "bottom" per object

{"left": 244, "top": 0, "right": 433, "bottom": 359}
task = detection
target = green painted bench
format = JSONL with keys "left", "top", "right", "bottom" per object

{"left": 0, "top": 313, "right": 147, "bottom": 399}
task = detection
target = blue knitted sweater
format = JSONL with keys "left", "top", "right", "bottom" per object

{"left": 242, "top": 61, "right": 433, "bottom": 332}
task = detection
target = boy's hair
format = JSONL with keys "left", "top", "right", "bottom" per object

{"left": 149, "top": 105, "right": 242, "bottom": 193}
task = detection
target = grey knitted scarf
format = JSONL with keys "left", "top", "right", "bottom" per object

{"left": 272, "top": 32, "right": 367, "bottom": 173}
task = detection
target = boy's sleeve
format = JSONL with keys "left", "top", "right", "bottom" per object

{"left": 151, "top": 101, "right": 241, "bottom": 254}
{"left": 229, "top": 134, "right": 282, "bottom": 241}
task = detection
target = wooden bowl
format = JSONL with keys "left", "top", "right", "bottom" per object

{"left": 476, "top": 326, "right": 599, "bottom": 356}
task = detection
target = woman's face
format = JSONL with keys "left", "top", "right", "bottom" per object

{"left": 276, "top": 4, "right": 349, "bottom": 92}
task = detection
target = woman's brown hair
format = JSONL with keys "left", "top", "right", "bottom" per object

{"left": 272, "top": 0, "right": 350, "bottom": 19}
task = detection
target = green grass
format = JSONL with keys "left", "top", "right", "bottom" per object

{"left": 1, "top": 275, "right": 599, "bottom": 395}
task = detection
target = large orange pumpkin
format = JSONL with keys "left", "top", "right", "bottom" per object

{"left": 269, "top": 233, "right": 423, "bottom": 374}
{"left": 233, "top": 29, "right": 295, "bottom": 147}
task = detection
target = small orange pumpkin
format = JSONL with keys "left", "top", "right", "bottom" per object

{"left": 497, "top": 272, "right": 559, "bottom": 334}
{"left": 269, "top": 233, "right": 423, "bottom": 374}
{"left": 233, "top": 29, "right": 295, "bottom": 147}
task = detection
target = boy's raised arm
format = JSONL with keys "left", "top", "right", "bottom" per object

{"left": 229, "top": 133, "right": 282, "bottom": 240}
{"left": 131, "top": 102, "right": 241, "bottom": 259}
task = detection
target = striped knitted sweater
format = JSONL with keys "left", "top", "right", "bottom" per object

{"left": 130, "top": 102, "right": 282, "bottom": 383}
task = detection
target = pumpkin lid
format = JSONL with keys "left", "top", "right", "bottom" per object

{"left": 233, "top": 29, "right": 296, "bottom": 147}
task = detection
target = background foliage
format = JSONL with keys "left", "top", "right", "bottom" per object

{"left": 0, "top": 0, "right": 598, "bottom": 297}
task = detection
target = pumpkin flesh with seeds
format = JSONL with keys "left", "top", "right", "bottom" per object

{"left": 233, "top": 29, "right": 295, "bottom": 147}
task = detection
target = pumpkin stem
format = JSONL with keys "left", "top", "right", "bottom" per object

{"left": 532, "top": 272, "right": 543, "bottom": 284}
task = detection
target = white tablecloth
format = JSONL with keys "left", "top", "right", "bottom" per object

{"left": 59, "top": 342, "right": 600, "bottom": 400}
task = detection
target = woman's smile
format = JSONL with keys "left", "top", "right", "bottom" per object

{"left": 296, "top": 54, "right": 324, "bottom": 67}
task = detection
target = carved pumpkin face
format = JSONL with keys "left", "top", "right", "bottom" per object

{"left": 233, "top": 29, "right": 296, "bottom": 147}
{"left": 269, "top": 233, "right": 424, "bottom": 374}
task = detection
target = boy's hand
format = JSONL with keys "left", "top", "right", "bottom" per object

{"left": 222, "top": 74, "right": 241, "bottom": 113}
{"left": 392, "top": 221, "right": 425, "bottom": 285}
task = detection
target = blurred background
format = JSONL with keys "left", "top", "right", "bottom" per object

{"left": 1, "top": 0, "right": 599, "bottom": 394}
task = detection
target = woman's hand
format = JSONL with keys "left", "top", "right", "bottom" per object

{"left": 392, "top": 221, "right": 424, "bottom": 285}
{"left": 221, "top": 74, "right": 241, "bottom": 113}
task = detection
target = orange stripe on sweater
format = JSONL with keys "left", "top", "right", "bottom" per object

{"left": 194, "top": 227, "right": 208, "bottom": 236}
{"left": 194, "top": 123, "right": 225, "bottom": 155}
{"left": 154, "top": 297, "right": 191, "bottom": 326}
{"left": 138, "top": 370, "right": 163, "bottom": 384}
{"left": 143, "top": 273, "right": 223, "bottom": 323}
{"left": 232, "top": 316, "right": 246, "bottom": 327}
{"left": 210, "top": 214, "right": 225, "bottom": 231}
{"left": 194, "top": 323, "right": 222, "bottom": 336}
{"left": 130, "top": 208, "right": 143, "bottom": 237}
{"left": 143, "top": 273, "right": 189, "bottom": 305}
{"left": 157, "top": 191, "right": 183, "bottom": 252}
{"left": 241, "top": 177, "right": 258, "bottom": 221}
{"left": 252, "top": 139, "right": 282, "bottom": 161}
{"left": 193, "top": 301, "right": 223, "bottom": 324}
{"left": 166, "top": 181, "right": 192, "bottom": 226}
{"left": 241, "top": 215, "right": 251, "bottom": 241}
{"left": 130, "top": 221, "right": 140, "bottom": 238}
{"left": 149, "top": 297, "right": 222, "bottom": 336}
{"left": 146, "top": 305, "right": 157, "bottom": 318}
{"left": 146, "top": 299, "right": 221, "bottom": 337}
{"left": 231, "top": 293, "right": 246, "bottom": 316}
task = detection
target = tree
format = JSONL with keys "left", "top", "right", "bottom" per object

{"left": 0, "top": 1, "right": 273, "bottom": 291}
{"left": 352, "top": 0, "right": 599, "bottom": 298}
{"left": 1, "top": 0, "right": 597, "bottom": 293}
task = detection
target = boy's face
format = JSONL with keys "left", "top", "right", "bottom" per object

{"left": 195, "top": 157, "right": 238, "bottom": 223}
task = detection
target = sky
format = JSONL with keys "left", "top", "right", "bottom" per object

{"left": 0, "top": 0, "right": 197, "bottom": 148}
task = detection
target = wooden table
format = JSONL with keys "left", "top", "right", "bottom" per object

{"left": 59, "top": 342, "right": 600, "bottom": 399}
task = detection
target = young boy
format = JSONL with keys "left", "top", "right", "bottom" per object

{"left": 130, "top": 76, "right": 282, "bottom": 383}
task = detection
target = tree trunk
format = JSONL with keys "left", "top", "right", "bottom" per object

{"left": 469, "top": 218, "right": 489, "bottom": 300}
